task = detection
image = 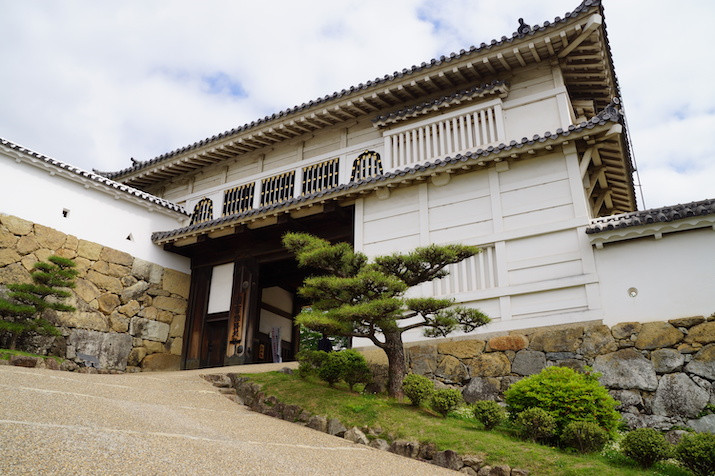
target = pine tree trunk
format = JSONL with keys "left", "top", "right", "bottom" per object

{"left": 384, "top": 330, "right": 407, "bottom": 399}
{"left": 10, "top": 332, "right": 18, "bottom": 351}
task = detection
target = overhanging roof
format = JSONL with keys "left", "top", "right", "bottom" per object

{"left": 100, "top": 0, "right": 623, "bottom": 191}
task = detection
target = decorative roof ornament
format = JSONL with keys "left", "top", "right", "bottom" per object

{"left": 517, "top": 18, "right": 531, "bottom": 35}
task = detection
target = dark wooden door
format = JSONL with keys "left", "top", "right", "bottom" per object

{"left": 203, "top": 319, "right": 228, "bottom": 368}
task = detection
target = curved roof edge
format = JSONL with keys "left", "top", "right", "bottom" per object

{"left": 0, "top": 138, "right": 188, "bottom": 216}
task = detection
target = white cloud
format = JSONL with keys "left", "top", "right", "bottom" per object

{"left": 0, "top": 0, "right": 712, "bottom": 209}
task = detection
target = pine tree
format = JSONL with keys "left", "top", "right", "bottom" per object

{"left": 0, "top": 255, "right": 77, "bottom": 350}
{"left": 283, "top": 233, "right": 490, "bottom": 398}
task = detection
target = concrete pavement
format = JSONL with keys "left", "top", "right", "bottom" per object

{"left": 0, "top": 363, "right": 453, "bottom": 475}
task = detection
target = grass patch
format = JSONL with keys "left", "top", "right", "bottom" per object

{"left": 0, "top": 348, "right": 63, "bottom": 363}
{"left": 242, "top": 371, "right": 689, "bottom": 476}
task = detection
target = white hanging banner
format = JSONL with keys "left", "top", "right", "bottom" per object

{"left": 270, "top": 327, "right": 282, "bottom": 363}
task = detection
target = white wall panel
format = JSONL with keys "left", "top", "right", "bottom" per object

{"left": 207, "top": 263, "right": 234, "bottom": 314}
{"left": 510, "top": 286, "right": 588, "bottom": 319}
{"left": 501, "top": 179, "right": 572, "bottom": 217}
{"left": 503, "top": 97, "right": 561, "bottom": 142}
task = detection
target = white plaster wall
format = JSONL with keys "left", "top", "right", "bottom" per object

{"left": 0, "top": 153, "right": 190, "bottom": 272}
{"left": 594, "top": 228, "right": 715, "bottom": 325}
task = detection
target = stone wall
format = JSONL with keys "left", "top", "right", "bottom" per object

{"left": 0, "top": 214, "right": 189, "bottom": 372}
{"left": 362, "top": 318, "right": 715, "bottom": 433}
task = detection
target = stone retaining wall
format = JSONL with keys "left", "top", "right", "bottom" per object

{"left": 0, "top": 214, "right": 189, "bottom": 371}
{"left": 362, "top": 318, "right": 715, "bottom": 432}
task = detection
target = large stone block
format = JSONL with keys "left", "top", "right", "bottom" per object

{"left": 685, "top": 344, "right": 715, "bottom": 380}
{"left": 92, "top": 261, "right": 130, "bottom": 278}
{"left": 130, "top": 317, "right": 170, "bottom": 342}
{"left": 169, "top": 337, "right": 183, "bottom": 355}
{"left": 127, "top": 347, "right": 147, "bottom": 366}
{"left": 34, "top": 224, "right": 66, "bottom": 250}
{"left": 408, "top": 345, "right": 437, "bottom": 375}
{"left": 434, "top": 355, "right": 468, "bottom": 382}
{"left": 650, "top": 348, "right": 684, "bottom": 374}
{"left": 437, "top": 339, "right": 485, "bottom": 359}
{"left": 109, "top": 313, "right": 129, "bottom": 333}
{"left": 57, "top": 311, "right": 109, "bottom": 332}
{"left": 580, "top": 324, "right": 617, "bottom": 358}
{"left": 67, "top": 329, "right": 132, "bottom": 370}
{"left": 0, "top": 248, "right": 21, "bottom": 267}
{"left": 162, "top": 268, "right": 190, "bottom": 298}
{"left": 97, "top": 293, "right": 120, "bottom": 315}
{"left": 141, "top": 353, "right": 180, "bottom": 371}
{"left": 16, "top": 235, "right": 39, "bottom": 255}
{"left": 169, "top": 313, "right": 186, "bottom": 338}
{"left": 73, "top": 278, "right": 100, "bottom": 304}
{"left": 466, "top": 353, "right": 510, "bottom": 377}
{"left": 686, "top": 414, "right": 715, "bottom": 434}
{"left": 511, "top": 350, "right": 546, "bottom": 376}
{"left": 153, "top": 296, "right": 186, "bottom": 314}
{"left": 0, "top": 262, "right": 32, "bottom": 285}
{"left": 529, "top": 326, "right": 583, "bottom": 352}
{"left": 685, "top": 322, "right": 715, "bottom": 345}
{"left": 462, "top": 377, "right": 501, "bottom": 403}
{"left": 652, "top": 373, "right": 709, "bottom": 418}
{"left": 86, "top": 270, "right": 122, "bottom": 293}
{"left": 1, "top": 215, "right": 33, "bottom": 235}
{"left": 669, "top": 316, "right": 706, "bottom": 328}
{"left": 99, "top": 247, "right": 133, "bottom": 267}
{"left": 120, "top": 280, "right": 150, "bottom": 304}
{"left": 77, "top": 240, "right": 102, "bottom": 260}
{"left": 117, "top": 300, "right": 140, "bottom": 318}
{"left": 488, "top": 335, "right": 527, "bottom": 351}
{"left": 635, "top": 322, "right": 683, "bottom": 350}
{"left": 0, "top": 227, "right": 18, "bottom": 247}
{"left": 611, "top": 322, "right": 641, "bottom": 339}
{"left": 593, "top": 349, "right": 658, "bottom": 391}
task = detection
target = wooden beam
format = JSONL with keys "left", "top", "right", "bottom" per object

{"left": 558, "top": 14, "right": 603, "bottom": 58}
{"left": 513, "top": 48, "right": 527, "bottom": 67}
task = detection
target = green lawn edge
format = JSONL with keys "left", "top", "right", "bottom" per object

{"left": 0, "top": 348, "right": 64, "bottom": 363}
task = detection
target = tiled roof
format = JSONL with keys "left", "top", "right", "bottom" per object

{"left": 0, "top": 138, "right": 188, "bottom": 215}
{"left": 152, "top": 97, "right": 621, "bottom": 244}
{"left": 372, "top": 80, "right": 509, "bottom": 127}
{"left": 102, "top": 0, "right": 603, "bottom": 181}
{"left": 586, "top": 198, "right": 715, "bottom": 234}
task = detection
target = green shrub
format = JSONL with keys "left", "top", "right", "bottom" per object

{"left": 515, "top": 407, "right": 557, "bottom": 443}
{"left": 318, "top": 352, "right": 345, "bottom": 387}
{"left": 430, "top": 388, "right": 463, "bottom": 417}
{"left": 504, "top": 366, "right": 620, "bottom": 435}
{"left": 674, "top": 432, "right": 715, "bottom": 476}
{"left": 402, "top": 374, "right": 434, "bottom": 406}
{"left": 340, "top": 349, "right": 372, "bottom": 391}
{"left": 472, "top": 400, "right": 507, "bottom": 430}
{"left": 620, "top": 428, "right": 671, "bottom": 468}
{"left": 296, "top": 350, "right": 328, "bottom": 378}
{"left": 560, "top": 421, "right": 609, "bottom": 453}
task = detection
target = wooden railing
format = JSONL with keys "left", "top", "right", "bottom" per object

{"left": 432, "top": 245, "right": 498, "bottom": 296}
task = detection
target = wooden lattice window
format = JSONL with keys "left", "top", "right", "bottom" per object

{"left": 260, "top": 171, "right": 295, "bottom": 206}
{"left": 223, "top": 182, "right": 255, "bottom": 216}
{"left": 302, "top": 158, "right": 339, "bottom": 195}
{"left": 350, "top": 150, "right": 383, "bottom": 182}
{"left": 190, "top": 197, "right": 214, "bottom": 225}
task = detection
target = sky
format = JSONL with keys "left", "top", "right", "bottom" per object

{"left": 1, "top": 0, "right": 713, "bottom": 210}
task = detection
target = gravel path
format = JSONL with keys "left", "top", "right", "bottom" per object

{"left": 0, "top": 363, "right": 453, "bottom": 475}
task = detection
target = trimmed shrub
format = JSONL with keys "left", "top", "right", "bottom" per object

{"left": 473, "top": 400, "right": 507, "bottom": 430}
{"left": 340, "top": 349, "right": 372, "bottom": 391}
{"left": 560, "top": 421, "right": 609, "bottom": 453}
{"left": 515, "top": 407, "right": 557, "bottom": 443}
{"left": 504, "top": 366, "right": 620, "bottom": 435}
{"left": 674, "top": 432, "right": 715, "bottom": 476}
{"left": 318, "top": 352, "right": 345, "bottom": 387}
{"left": 402, "top": 373, "right": 434, "bottom": 406}
{"left": 430, "top": 388, "right": 463, "bottom": 417}
{"left": 620, "top": 428, "right": 671, "bottom": 468}
{"left": 296, "top": 350, "right": 328, "bottom": 378}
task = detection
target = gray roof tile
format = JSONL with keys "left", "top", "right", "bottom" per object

{"left": 586, "top": 198, "right": 715, "bottom": 234}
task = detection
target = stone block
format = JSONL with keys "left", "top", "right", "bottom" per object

{"left": 511, "top": 350, "right": 546, "bottom": 376}
{"left": 169, "top": 337, "right": 183, "bottom": 355}
{"left": 462, "top": 377, "right": 501, "bottom": 403}
{"left": 127, "top": 347, "right": 147, "bottom": 366}
{"left": 669, "top": 316, "right": 706, "bottom": 328}
{"left": 685, "top": 344, "right": 715, "bottom": 380}
{"left": 141, "top": 353, "right": 180, "bottom": 371}
{"left": 433, "top": 450, "right": 463, "bottom": 470}
{"left": 344, "top": 427, "right": 368, "bottom": 444}
{"left": 109, "top": 313, "right": 129, "bottom": 333}
{"left": 64, "top": 235, "right": 78, "bottom": 251}
{"left": 434, "top": 355, "right": 468, "bottom": 382}
{"left": 86, "top": 270, "right": 122, "bottom": 293}
{"left": 9, "top": 355, "right": 42, "bottom": 368}
{"left": 307, "top": 415, "right": 328, "bottom": 433}
{"left": 57, "top": 311, "right": 109, "bottom": 332}
{"left": 92, "top": 261, "right": 131, "bottom": 278}
{"left": 609, "top": 389, "right": 643, "bottom": 410}
{"left": 580, "top": 324, "right": 617, "bottom": 358}
{"left": 529, "top": 326, "right": 583, "bottom": 352}
{"left": 73, "top": 278, "right": 100, "bottom": 304}
{"left": 408, "top": 345, "right": 437, "bottom": 375}
{"left": 130, "top": 317, "right": 170, "bottom": 342}
{"left": 97, "top": 293, "right": 120, "bottom": 315}
{"left": 611, "top": 322, "right": 641, "bottom": 339}
{"left": 0, "top": 248, "right": 21, "bottom": 267}
{"left": 650, "top": 348, "right": 685, "bottom": 373}
{"left": 0, "top": 227, "right": 18, "bottom": 248}
{"left": 593, "top": 349, "right": 657, "bottom": 391}
{"left": 143, "top": 340, "right": 166, "bottom": 354}
{"left": 157, "top": 310, "right": 174, "bottom": 324}
{"left": 1, "top": 215, "right": 33, "bottom": 235}
{"left": 34, "top": 224, "right": 66, "bottom": 250}
{"left": 437, "top": 339, "right": 485, "bottom": 359}
{"left": 169, "top": 314, "right": 186, "bottom": 338}
{"left": 34, "top": 248, "right": 52, "bottom": 262}
{"left": 131, "top": 258, "right": 152, "bottom": 280}
{"left": 389, "top": 440, "right": 420, "bottom": 458}
{"left": 685, "top": 321, "right": 715, "bottom": 345}
{"left": 67, "top": 329, "right": 132, "bottom": 370}
{"left": 635, "top": 322, "right": 683, "bottom": 350}
{"left": 162, "top": 268, "right": 190, "bottom": 298}
{"left": 488, "top": 335, "right": 527, "bottom": 351}
{"left": 686, "top": 414, "right": 715, "bottom": 434}
{"left": 153, "top": 296, "right": 186, "bottom": 314}
{"left": 16, "top": 235, "right": 39, "bottom": 255}
{"left": 120, "top": 280, "right": 150, "bottom": 304}
{"left": 369, "top": 439, "right": 390, "bottom": 451}
{"left": 652, "top": 373, "right": 709, "bottom": 418}
{"left": 149, "top": 265, "right": 163, "bottom": 285}
{"left": 77, "top": 240, "right": 102, "bottom": 260}
{"left": 0, "top": 262, "right": 32, "bottom": 285}
{"left": 99, "top": 247, "right": 133, "bottom": 267}
{"left": 327, "top": 418, "right": 347, "bottom": 437}
{"left": 466, "top": 353, "right": 510, "bottom": 377}
{"left": 117, "top": 300, "right": 140, "bottom": 318}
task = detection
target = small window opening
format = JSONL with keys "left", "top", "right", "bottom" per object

{"left": 62, "top": 208, "right": 70, "bottom": 218}
{"left": 126, "top": 233, "right": 134, "bottom": 241}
